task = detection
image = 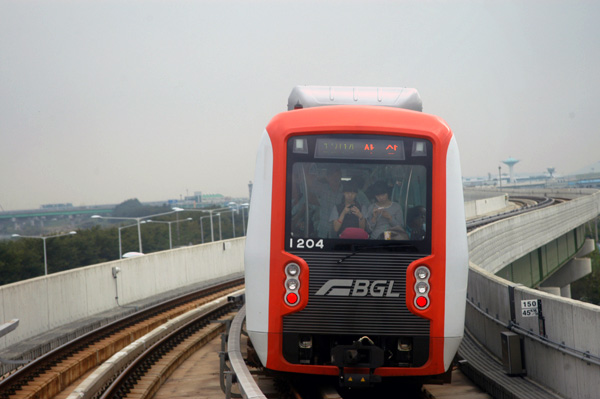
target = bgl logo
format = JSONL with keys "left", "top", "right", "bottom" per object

{"left": 315, "top": 279, "right": 400, "bottom": 297}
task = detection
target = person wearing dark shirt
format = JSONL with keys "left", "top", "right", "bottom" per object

{"left": 330, "top": 181, "right": 366, "bottom": 237}
{"left": 406, "top": 206, "right": 426, "bottom": 240}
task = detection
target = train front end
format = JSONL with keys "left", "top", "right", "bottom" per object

{"left": 245, "top": 86, "right": 468, "bottom": 385}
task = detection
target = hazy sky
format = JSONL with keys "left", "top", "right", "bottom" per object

{"left": 1, "top": 1, "right": 599, "bottom": 211}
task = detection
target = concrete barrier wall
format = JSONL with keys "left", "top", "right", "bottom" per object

{"left": 466, "top": 187, "right": 598, "bottom": 200}
{"left": 465, "top": 264, "right": 513, "bottom": 359}
{"left": 514, "top": 287, "right": 600, "bottom": 397}
{"left": 464, "top": 194, "right": 509, "bottom": 220}
{"left": 0, "top": 238, "right": 245, "bottom": 351}
{"left": 467, "top": 190, "right": 600, "bottom": 399}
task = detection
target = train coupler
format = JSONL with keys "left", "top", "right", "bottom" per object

{"left": 331, "top": 340, "right": 384, "bottom": 369}
{"left": 332, "top": 339, "right": 384, "bottom": 387}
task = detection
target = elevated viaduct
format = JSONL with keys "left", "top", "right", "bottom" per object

{"left": 0, "top": 188, "right": 599, "bottom": 398}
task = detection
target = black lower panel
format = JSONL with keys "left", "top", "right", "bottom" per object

{"left": 283, "top": 333, "right": 429, "bottom": 368}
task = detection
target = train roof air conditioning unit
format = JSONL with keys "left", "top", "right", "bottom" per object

{"left": 287, "top": 85, "right": 422, "bottom": 112}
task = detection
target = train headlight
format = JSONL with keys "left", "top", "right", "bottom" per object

{"left": 414, "top": 265, "right": 430, "bottom": 310}
{"left": 416, "top": 281, "right": 429, "bottom": 294}
{"left": 285, "top": 263, "right": 301, "bottom": 306}
{"left": 286, "top": 263, "right": 300, "bottom": 277}
{"left": 415, "top": 266, "right": 429, "bottom": 280}
{"left": 286, "top": 279, "right": 299, "bottom": 291}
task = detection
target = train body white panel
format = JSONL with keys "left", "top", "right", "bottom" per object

{"left": 244, "top": 129, "right": 273, "bottom": 365}
{"left": 287, "top": 85, "right": 423, "bottom": 111}
{"left": 443, "top": 135, "right": 468, "bottom": 370}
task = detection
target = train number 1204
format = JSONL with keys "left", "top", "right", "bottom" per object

{"left": 289, "top": 238, "right": 324, "bottom": 249}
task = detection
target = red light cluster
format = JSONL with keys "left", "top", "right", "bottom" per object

{"left": 285, "top": 263, "right": 301, "bottom": 306}
{"left": 414, "top": 266, "right": 430, "bottom": 310}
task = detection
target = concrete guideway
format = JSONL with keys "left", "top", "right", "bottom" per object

{"left": 464, "top": 188, "right": 600, "bottom": 399}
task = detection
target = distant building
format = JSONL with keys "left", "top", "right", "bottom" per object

{"left": 40, "top": 203, "right": 73, "bottom": 210}
{"left": 202, "top": 193, "right": 227, "bottom": 204}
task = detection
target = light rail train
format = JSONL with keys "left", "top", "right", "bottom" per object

{"left": 245, "top": 86, "right": 468, "bottom": 386}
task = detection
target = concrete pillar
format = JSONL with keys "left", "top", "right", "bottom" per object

{"left": 540, "top": 258, "right": 592, "bottom": 288}
{"left": 560, "top": 284, "right": 572, "bottom": 298}
{"left": 575, "top": 238, "right": 596, "bottom": 257}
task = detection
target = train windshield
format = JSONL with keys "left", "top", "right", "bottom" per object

{"left": 286, "top": 134, "right": 432, "bottom": 252}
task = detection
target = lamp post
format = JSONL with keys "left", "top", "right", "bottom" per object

{"left": 199, "top": 215, "right": 211, "bottom": 243}
{"left": 498, "top": 166, "right": 502, "bottom": 188}
{"left": 147, "top": 218, "right": 192, "bottom": 249}
{"left": 11, "top": 231, "right": 77, "bottom": 276}
{"left": 240, "top": 203, "right": 249, "bottom": 235}
{"left": 172, "top": 207, "right": 231, "bottom": 242}
{"left": 217, "top": 209, "right": 237, "bottom": 238}
{"left": 215, "top": 213, "right": 222, "bottom": 241}
{"left": 91, "top": 209, "right": 180, "bottom": 253}
{"left": 117, "top": 222, "right": 143, "bottom": 259}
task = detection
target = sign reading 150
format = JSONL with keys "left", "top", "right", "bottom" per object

{"left": 520, "top": 299, "right": 539, "bottom": 318}
{"left": 289, "top": 238, "right": 324, "bottom": 249}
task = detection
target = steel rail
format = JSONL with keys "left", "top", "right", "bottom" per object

{"left": 99, "top": 296, "right": 238, "bottom": 399}
{"left": 0, "top": 277, "right": 243, "bottom": 398}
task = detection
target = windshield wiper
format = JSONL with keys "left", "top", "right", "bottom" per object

{"left": 337, "top": 243, "right": 419, "bottom": 264}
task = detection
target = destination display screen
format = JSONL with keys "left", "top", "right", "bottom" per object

{"left": 314, "top": 138, "right": 406, "bottom": 161}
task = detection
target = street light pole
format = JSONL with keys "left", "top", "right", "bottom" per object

{"left": 240, "top": 204, "right": 249, "bottom": 235}
{"left": 498, "top": 166, "right": 502, "bottom": 188}
{"left": 199, "top": 216, "right": 211, "bottom": 243}
{"left": 147, "top": 218, "right": 192, "bottom": 249}
{"left": 118, "top": 222, "right": 140, "bottom": 259}
{"left": 220, "top": 214, "right": 222, "bottom": 240}
{"left": 172, "top": 207, "right": 231, "bottom": 243}
{"left": 219, "top": 209, "right": 237, "bottom": 238}
{"left": 91, "top": 209, "right": 180, "bottom": 253}
{"left": 216, "top": 213, "right": 222, "bottom": 241}
{"left": 11, "top": 231, "right": 77, "bottom": 276}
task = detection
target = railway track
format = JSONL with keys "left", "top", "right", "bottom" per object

{"left": 0, "top": 196, "right": 561, "bottom": 399}
{"left": 97, "top": 292, "right": 244, "bottom": 399}
{"left": 466, "top": 195, "right": 558, "bottom": 231}
{"left": 0, "top": 278, "right": 244, "bottom": 399}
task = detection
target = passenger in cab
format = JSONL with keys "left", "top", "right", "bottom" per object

{"left": 406, "top": 206, "right": 426, "bottom": 240}
{"left": 366, "top": 181, "right": 405, "bottom": 240}
{"left": 310, "top": 165, "right": 344, "bottom": 238}
{"left": 331, "top": 181, "right": 367, "bottom": 238}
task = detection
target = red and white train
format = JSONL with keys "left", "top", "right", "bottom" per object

{"left": 245, "top": 86, "right": 468, "bottom": 386}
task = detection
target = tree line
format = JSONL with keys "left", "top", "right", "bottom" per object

{"left": 0, "top": 199, "right": 246, "bottom": 285}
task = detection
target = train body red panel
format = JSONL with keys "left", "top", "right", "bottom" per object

{"left": 245, "top": 86, "right": 468, "bottom": 384}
